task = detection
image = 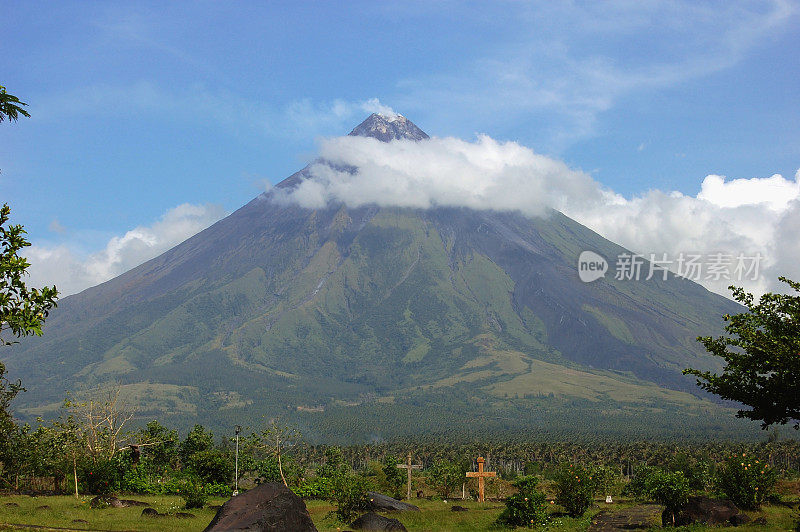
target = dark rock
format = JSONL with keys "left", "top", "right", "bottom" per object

{"left": 203, "top": 482, "right": 317, "bottom": 532}
{"left": 175, "top": 512, "right": 196, "bottom": 518}
{"left": 669, "top": 496, "right": 740, "bottom": 526}
{"left": 4, "top": 502, "right": 19, "bottom": 507}
{"left": 753, "top": 516, "right": 767, "bottom": 525}
{"left": 36, "top": 505, "right": 50, "bottom": 510}
{"left": 72, "top": 519, "right": 88, "bottom": 523}
{"left": 141, "top": 507, "right": 162, "bottom": 518}
{"left": 590, "top": 505, "right": 663, "bottom": 531}
{"left": 118, "top": 498, "right": 150, "bottom": 507}
{"left": 90, "top": 495, "right": 123, "bottom": 508}
{"left": 367, "top": 492, "right": 420, "bottom": 512}
{"left": 729, "top": 513, "right": 751, "bottom": 526}
{"left": 450, "top": 505, "right": 469, "bottom": 512}
{"left": 350, "top": 511, "right": 407, "bottom": 531}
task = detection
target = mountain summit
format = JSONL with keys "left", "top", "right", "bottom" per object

{"left": 349, "top": 113, "right": 429, "bottom": 142}
{"left": 5, "top": 114, "right": 750, "bottom": 441}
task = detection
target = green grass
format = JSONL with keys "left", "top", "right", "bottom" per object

{"left": 0, "top": 494, "right": 224, "bottom": 531}
{"left": 0, "top": 494, "right": 797, "bottom": 531}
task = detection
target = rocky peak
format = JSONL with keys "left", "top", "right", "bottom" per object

{"left": 348, "top": 113, "right": 429, "bottom": 142}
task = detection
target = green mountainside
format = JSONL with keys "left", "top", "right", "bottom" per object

{"left": 5, "top": 115, "right": 754, "bottom": 441}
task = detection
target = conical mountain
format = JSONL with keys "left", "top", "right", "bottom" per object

{"left": 6, "top": 115, "right": 751, "bottom": 441}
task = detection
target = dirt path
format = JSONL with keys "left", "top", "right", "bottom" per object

{"left": 588, "top": 504, "right": 663, "bottom": 531}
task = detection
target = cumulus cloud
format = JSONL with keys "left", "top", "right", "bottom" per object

{"left": 25, "top": 203, "right": 225, "bottom": 296}
{"left": 277, "top": 134, "right": 800, "bottom": 298}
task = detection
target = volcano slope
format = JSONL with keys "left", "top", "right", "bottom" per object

{"left": 6, "top": 115, "right": 750, "bottom": 441}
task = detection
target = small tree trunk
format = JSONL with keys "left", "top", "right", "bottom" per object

{"left": 73, "top": 456, "right": 79, "bottom": 499}
{"left": 276, "top": 436, "right": 287, "bottom": 487}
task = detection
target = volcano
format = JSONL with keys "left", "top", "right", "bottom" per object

{"left": 6, "top": 114, "right": 750, "bottom": 441}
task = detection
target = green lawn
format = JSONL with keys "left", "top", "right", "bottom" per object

{"left": 0, "top": 494, "right": 797, "bottom": 531}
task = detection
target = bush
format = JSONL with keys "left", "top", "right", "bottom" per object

{"left": 496, "top": 476, "right": 547, "bottom": 528}
{"left": 204, "top": 482, "right": 232, "bottom": 496}
{"left": 716, "top": 454, "right": 776, "bottom": 510}
{"left": 554, "top": 465, "right": 594, "bottom": 517}
{"left": 645, "top": 470, "right": 689, "bottom": 526}
{"left": 294, "top": 477, "right": 334, "bottom": 499}
{"left": 185, "top": 448, "right": 233, "bottom": 485}
{"left": 590, "top": 465, "right": 619, "bottom": 497}
{"left": 428, "top": 460, "right": 465, "bottom": 499}
{"left": 623, "top": 465, "right": 659, "bottom": 500}
{"left": 179, "top": 479, "right": 208, "bottom": 509}
{"left": 121, "top": 465, "right": 159, "bottom": 494}
{"left": 381, "top": 455, "right": 405, "bottom": 499}
{"left": 329, "top": 474, "right": 371, "bottom": 523}
{"left": 78, "top": 458, "right": 122, "bottom": 494}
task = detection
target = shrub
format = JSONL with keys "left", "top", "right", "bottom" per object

{"left": 645, "top": 470, "right": 690, "bottom": 526}
{"left": 179, "top": 479, "right": 208, "bottom": 509}
{"left": 496, "top": 475, "right": 547, "bottom": 528}
{"left": 554, "top": 465, "right": 594, "bottom": 517}
{"left": 329, "top": 474, "right": 371, "bottom": 523}
{"left": 294, "top": 477, "right": 334, "bottom": 499}
{"left": 427, "top": 460, "right": 465, "bottom": 499}
{"left": 623, "top": 465, "right": 659, "bottom": 500}
{"left": 716, "top": 454, "right": 776, "bottom": 510}
{"left": 121, "top": 465, "right": 159, "bottom": 494}
{"left": 185, "top": 448, "right": 233, "bottom": 485}
{"left": 381, "top": 455, "right": 405, "bottom": 499}
{"left": 78, "top": 458, "right": 122, "bottom": 494}
{"left": 204, "top": 482, "right": 232, "bottom": 496}
{"left": 590, "top": 465, "right": 619, "bottom": 497}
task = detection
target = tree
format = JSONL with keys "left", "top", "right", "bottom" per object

{"left": 0, "top": 86, "right": 30, "bottom": 123}
{"left": 253, "top": 419, "right": 302, "bottom": 487}
{"left": 1, "top": 86, "right": 58, "bottom": 343}
{"left": 1, "top": 207, "right": 58, "bottom": 347}
{"left": 684, "top": 277, "right": 800, "bottom": 429}
{"left": 427, "top": 460, "right": 465, "bottom": 499}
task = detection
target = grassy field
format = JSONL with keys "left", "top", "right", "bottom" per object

{"left": 0, "top": 494, "right": 797, "bottom": 531}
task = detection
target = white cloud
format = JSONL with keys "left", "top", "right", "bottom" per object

{"left": 25, "top": 203, "right": 225, "bottom": 296}
{"left": 277, "top": 134, "right": 800, "bottom": 298}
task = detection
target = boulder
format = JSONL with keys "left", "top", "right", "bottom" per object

{"left": 367, "top": 492, "right": 420, "bottom": 512}
{"left": 450, "top": 505, "right": 469, "bottom": 512}
{"left": 90, "top": 495, "right": 149, "bottom": 509}
{"left": 119, "top": 498, "right": 150, "bottom": 507}
{"left": 90, "top": 495, "right": 123, "bottom": 508}
{"left": 141, "top": 508, "right": 162, "bottom": 518}
{"left": 729, "top": 513, "right": 751, "bottom": 526}
{"left": 350, "top": 512, "right": 407, "bottom": 531}
{"left": 669, "top": 496, "right": 740, "bottom": 526}
{"left": 203, "top": 482, "right": 317, "bottom": 532}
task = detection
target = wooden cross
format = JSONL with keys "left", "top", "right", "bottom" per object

{"left": 466, "top": 456, "right": 496, "bottom": 502}
{"left": 396, "top": 451, "right": 422, "bottom": 500}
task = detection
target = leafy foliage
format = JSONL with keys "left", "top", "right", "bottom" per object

{"left": 685, "top": 277, "right": 800, "bottom": 429}
{"left": 553, "top": 465, "right": 594, "bottom": 517}
{"left": 496, "top": 475, "right": 547, "bottom": 528}
{"left": 427, "top": 460, "right": 466, "bottom": 499}
{"left": 0, "top": 86, "right": 30, "bottom": 123}
{"left": 645, "top": 470, "right": 690, "bottom": 525}
{"left": 178, "top": 477, "right": 208, "bottom": 509}
{"left": 381, "top": 454, "right": 405, "bottom": 499}
{"left": 0, "top": 204, "right": 58, "bottom": 346}
{"left": 716, "top": 453, "right": 776, "bottom": 509}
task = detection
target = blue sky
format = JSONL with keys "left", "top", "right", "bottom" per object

{"left": 1, "top": 1, "right": 799, "bottom": 295}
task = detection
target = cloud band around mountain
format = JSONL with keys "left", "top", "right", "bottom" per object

{"left": 279, "top": 134, "right": 800, "bottom": 298}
